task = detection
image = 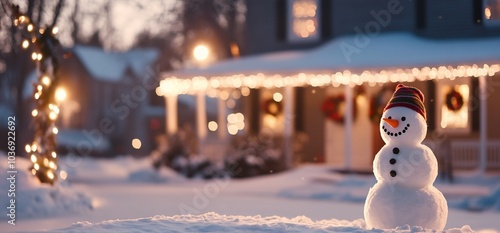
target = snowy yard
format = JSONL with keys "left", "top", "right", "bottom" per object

{"left": 1, "top": 155, "right": 500, "bottom": 233}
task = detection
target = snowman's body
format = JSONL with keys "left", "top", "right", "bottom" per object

{"left": 364, "top": 106, "right": 448, "bottom": 230}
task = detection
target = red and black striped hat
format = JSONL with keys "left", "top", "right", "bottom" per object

{"left": 383, "top": 84, "right": 426, "bottom": 120}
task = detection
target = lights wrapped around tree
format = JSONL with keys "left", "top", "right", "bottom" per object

{"left": 12, "top": 5, "right": 62, "bottom": 185}
{"left": 445, "top": 89, "right": 464, "bottom": 112}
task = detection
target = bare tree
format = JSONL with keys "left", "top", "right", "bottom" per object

{"left": 180, "top": 0, "right": 246, "bottom": 61}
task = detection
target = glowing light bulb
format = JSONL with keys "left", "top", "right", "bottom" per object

{"left": 32, "top": 109, "right": 38, "bottom": 117}
{"left": 52, "top": 127, "right": 59, "bottom": 134}
{"left": 31, "top": 154, "right": 37, "bottom": 163}
{"left": 49, "top": 112, "right": 57, "bottom": 120}
{"left": 49, "top": 161, "right": 56, "bottom": 169}
{"left": 193, "top": 44, "right": 210, "bottom": 62}
{"left": 273, "top": 92, "right": 283, "bottom": 102}
{"left": 47, "top": 171, "right": 54, "bottom": 180}
{"left": 34, "top": 163, "right": 40, "bottom": 170}
{"left": 22, "top": 40, "right": 29, "bottom": 49}
{"left": 27, "top": 24, "right": 33, "bottom": 32}
{"left": 132, "top": 138, "right": 142, "bottom": 149}
{"left": 41, "top": 76, "right": 51, "bottom": 86}
{"left": 52, "top": 152, "right": 57, "bottom": 158}
{"left": 31, "top": 52, "right": 37, "bottom": 60}
{"left": 55, "top": 87, "right": 67, "bottom": 102}
{"left": 25, "top": 144, "right": 32, "bottom": 153}
{"left": 60, "top": 170, "right": 68, "bottom": 180}
{"left": 52, "top": 27, "right": 59, "bottom": 34}
{"left": 208, "top": 121, "right": 218, "bottom": 131}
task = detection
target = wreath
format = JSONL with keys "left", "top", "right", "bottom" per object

{"left": 369, "top": 85, "right": 395, "bottom": 122}
{"left": 321, "top": 94, "right": 357, "bottom": 124}
{"left": 263, "top": 99, "right": 282, "bottom": 116}
{"left": 445, "top": 89, "right": 464, "bottom": 112}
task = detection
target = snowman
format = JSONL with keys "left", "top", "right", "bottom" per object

{"left": 364, "top": 84, "right": 448, "bottom": 230}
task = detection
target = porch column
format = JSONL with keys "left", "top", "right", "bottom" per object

{"left": 284, "top": 86, "right": 295, "bottom": 168}
{"left": 196, "top": 92, "right": 207, "bottom": 144}
{"left": 344, "top": 84, "right": 353, "bottom": 170}
{"left": 165, "top": 94, "right": 178, "bottom": 136}
{"left": 479, "top": 76, "right": 488, "bottom": 175}
{"left": 218, "top": 98, "right": 227, "bottom": 139}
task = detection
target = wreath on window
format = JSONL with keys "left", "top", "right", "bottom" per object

{"left": 321, "top": 94, "right": 357, "bottom": 124}
{"left": 369, "top": 85, "right": 395, "bottom": 123}
{"left": 445, "top": 89, "right": 464, "bottom": 112}
{"left": 263, "top": 99, "right": 282, "bottom": 116}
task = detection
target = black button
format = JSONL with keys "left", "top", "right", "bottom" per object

{"left": 390, "top": 159, "right": 396, "bottom": 164}
{"left": 393, "top": 147, "right": 400, "bottom": 154}
{"left": 390, "top": 170, "right": 397, "bottom": 177}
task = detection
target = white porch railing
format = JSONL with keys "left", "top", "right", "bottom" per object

{"left": 426, "top": 140, "right": 500, "bottom": 169}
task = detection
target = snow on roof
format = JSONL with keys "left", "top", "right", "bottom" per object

{"left": 73, "top": 45, "right": 158, "bottom": 82}
{"left": 164, "top": 32, "right": 500, "bottom": 78}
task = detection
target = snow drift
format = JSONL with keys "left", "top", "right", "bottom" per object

{"left": 0, "top": 155, "right": 94, "bottom": 220}
{"left": 46, "top": 212, "right": 474, "bottom": 233}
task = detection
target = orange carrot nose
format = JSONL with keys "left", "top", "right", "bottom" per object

{"left": 383, "top": 118, "right": 399, "bottom": 128}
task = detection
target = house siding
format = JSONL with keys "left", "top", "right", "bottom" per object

{"left": 330, "top": 0, "right": 416, "bottom": 37}
{"left": 417, "top": 0, "right": 500, "bottom": 38}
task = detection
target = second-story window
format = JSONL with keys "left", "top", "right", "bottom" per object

{"left": 484, "top": 0, "right": 500, "bottom": 25}
{"left": 287, "top": 0, "right": 320, "bottom": 42}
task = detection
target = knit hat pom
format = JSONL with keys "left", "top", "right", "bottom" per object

{"left": 383, "top": 84, "right": 426, "bottom": 120}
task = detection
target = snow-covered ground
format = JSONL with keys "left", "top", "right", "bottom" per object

{"left": 1, "top": 154, "right": 500, "bottom": 233}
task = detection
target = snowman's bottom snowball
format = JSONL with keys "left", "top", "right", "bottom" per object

{"left": 364, "top": 183, "right": 448, "bottom": 230}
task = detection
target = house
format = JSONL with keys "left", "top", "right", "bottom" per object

{"left": 24, "top": 45, "right": 163, "bottom": 156}
{"left": 158, "top": 0, "right": 500, "bottom": 172}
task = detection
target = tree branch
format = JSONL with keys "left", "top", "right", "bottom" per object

{"left": 50, "top": 0, "right": 64, "bottom": 28}
{"left": 36, "top": 0, "right": 44, "bottom": 25}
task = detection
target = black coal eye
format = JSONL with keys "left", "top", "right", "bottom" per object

{"left": 401, "top": 117, "right": 406, "bottom": 121}
{"left": 388, "top": 116, "right": 392, "bottom": 119}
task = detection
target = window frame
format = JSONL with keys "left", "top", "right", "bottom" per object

{"left": 286, "top": 0, "right": 321, "bottom": 43}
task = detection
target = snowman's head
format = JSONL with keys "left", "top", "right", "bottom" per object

{"left": 380, "top": 84, "right": 427, "bottom": 145}
{"left": 380, "top": 107, "right": 427, "bottom": 145}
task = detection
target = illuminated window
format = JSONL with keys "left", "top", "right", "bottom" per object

{"left": 484, "top": 0, "right": 500, "bottom": 25}
{"left": 436, "top": 79, "right": 471, "bottom": 134}
{"left": 287, "top": 0, "right": 320, "bottom": 42}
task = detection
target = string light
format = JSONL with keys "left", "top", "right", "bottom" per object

{"left": 158, "top": 64, "right": 500, "bottom": 96}
{"left": 49, "top": 112, "right": 57, "bottom": 120}
{"left": 47, "top": 171, "right": 54, "bottom": 180}
{"left": 41, "top": 76, "right": 51, "bottom": 86}
{"left": 59, "top": 171, "right": 68, "bottom": 180}
{"left": 11, "top": 7, "right": 62, "bottom": 185}
{"left": 22, "top": 39, "right": 29, "bottom": 49}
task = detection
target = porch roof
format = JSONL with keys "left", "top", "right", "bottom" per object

{"left": 158, "top": 32, "right": 500, "bottom": 95}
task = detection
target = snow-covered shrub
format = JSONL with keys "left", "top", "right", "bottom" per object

{"left": 224, "top": 133, "right": 286, "bottom": 178}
